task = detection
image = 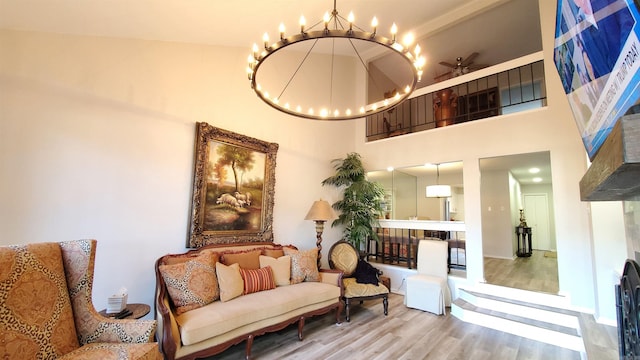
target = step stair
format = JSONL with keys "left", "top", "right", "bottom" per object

{"left": 451, "top": 285, "right": 586, "bottom": 355}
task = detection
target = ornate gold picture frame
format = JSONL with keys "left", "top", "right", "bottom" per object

{"left": 188, "top": 122, "right": 278, "bottom": 247}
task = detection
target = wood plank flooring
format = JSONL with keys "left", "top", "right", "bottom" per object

{"left": 208, "top": 293, "right": 618, "bottom": 360}
{"left": 483, "top": 250, "right": 559, "bottom": 294}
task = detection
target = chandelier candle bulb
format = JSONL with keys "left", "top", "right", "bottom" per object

{"left": 300, "top": 15, "right": 306, "bottom": 33}
{"left": 372, "top": 17, "right": 378, "bottom": 34}
{"left": 324, "top": 12, "right": 330, "bottom": 30}
{"left": 391, "top": 23, "right": 397, "bottom": 42}
{"left": 348, "top": 12, "right": 354, "bottom": 31}
{"left": 279, "top": 23, "right": 285, "bottom": 40}
{"left": 403, "top": 33, "right": 414, "bottom": 47}
{"left": 263, "top": 33, "right": 269, "bottom": 49}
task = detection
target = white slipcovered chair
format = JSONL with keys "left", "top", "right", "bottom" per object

{"left": 404, "top": 239, "right": 451, "bottom": 315}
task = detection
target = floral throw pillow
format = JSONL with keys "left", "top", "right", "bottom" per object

{"left": 159, "top": 252, "right": 219, "bottom": 315}
{"left": 283, "top": 248, "right": 320, "bottom": 284}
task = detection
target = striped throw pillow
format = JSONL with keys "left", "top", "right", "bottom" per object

{"left": 240, "top": 266, "right": 276, "bottom": 295}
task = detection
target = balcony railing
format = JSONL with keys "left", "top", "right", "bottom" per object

{"left": 366, "top": 54, "right": 547, "bottom": 141}
{"left": 367, "top": 220, "right": 466, "bottom": 271}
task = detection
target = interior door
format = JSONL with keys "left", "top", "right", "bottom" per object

{"left": 523, "top": 193, "right": 551, "bottom": 250}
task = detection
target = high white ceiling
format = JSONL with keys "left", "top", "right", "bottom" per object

{"left": 0, "top": 0, "right": 487, "bottom": 47}
{"left": 0, "top": 0, "right": 541, "bottom": 86}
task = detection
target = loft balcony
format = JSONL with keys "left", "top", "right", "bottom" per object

{"left": 366, "top": 52, "right": 547, "bottom": 142}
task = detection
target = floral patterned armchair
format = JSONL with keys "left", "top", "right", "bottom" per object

{"left": 0, "top": 239, "right": 161, "bottom": 359}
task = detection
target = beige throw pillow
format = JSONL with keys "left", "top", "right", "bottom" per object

{"left": 259, "top": 255, "right": 291, "bottom": 286}
{"left": 262, "top": 248, "right": 284, "bottom": 258}
{"left": 215, "top": 262, "right": 244, "bottom": 302}
{"left": 221, "top": 249, "right": 262, "bottom": 269}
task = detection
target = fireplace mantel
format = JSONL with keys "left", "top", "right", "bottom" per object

{"left": 580, "top": 114, "right": 640, "bottom": 201}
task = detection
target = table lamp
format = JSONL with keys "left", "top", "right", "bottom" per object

{"left": 304, "top": 199, "right": 337, "bottom": 269}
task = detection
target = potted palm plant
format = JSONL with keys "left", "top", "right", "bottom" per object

{"left": 322, "top": 153, "right": 385, "bottom": 253}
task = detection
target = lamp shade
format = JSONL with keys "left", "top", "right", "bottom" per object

{"left": 426, "top": 185, "right": 451, "bottom": 198}
{"left": 304, "top": 199, "right": 337, "bottom": 221}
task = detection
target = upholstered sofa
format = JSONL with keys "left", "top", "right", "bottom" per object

{"left": 154, "top": 242, "right": 343, "bottom": 360}
{"left": 0, "top": 239, "right": 161, "bottom": 359}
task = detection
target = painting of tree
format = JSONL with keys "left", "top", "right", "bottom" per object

{"left": 201, "top": 141, "right": 266, "bottom": 232}
{"left": 189, "top": 123, "right": 278, "bottom": 247}
{"left": 215, "top": 145, "right": 255, "bottom": 192}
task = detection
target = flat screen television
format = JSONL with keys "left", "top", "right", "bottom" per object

{"left": 554, "top": 0, "right": 640, "bottom": 160}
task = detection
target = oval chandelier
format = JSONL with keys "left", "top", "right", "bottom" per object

{"left": 247, "top": 0, "right": 425, "bottom": 121}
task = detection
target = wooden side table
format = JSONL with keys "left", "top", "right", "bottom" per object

{"left": 99, "top": 303, "right": 150, "bottom": 319}
{"left": 516, "top": 226, "right": 532, "bottom": 257}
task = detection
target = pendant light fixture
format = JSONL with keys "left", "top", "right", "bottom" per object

{"left": 426, "top": 164, "right": 451, "bottom": 198}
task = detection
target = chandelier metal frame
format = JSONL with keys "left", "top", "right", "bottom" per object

{"left": 247, "top": 1, "right": 425, "bottom": 121}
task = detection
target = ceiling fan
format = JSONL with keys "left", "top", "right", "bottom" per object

{"left": 435, "top": 52, "right": 487, "bottom": 81}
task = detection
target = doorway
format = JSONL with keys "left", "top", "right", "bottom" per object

{"left": 480, "top": 151, "right": 559, "bottom": 294}
{"left": 524, "top": 193, "right": 552, "bottom": 250}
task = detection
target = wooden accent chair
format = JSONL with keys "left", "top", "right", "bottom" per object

{"left": 0, "top": 239, "right": 161, "bottom": 359}
{"left": 404, "top": 239, "right": 451, "bottom": 315}
{"left": 328, "top": 240, "right": 389, "bottom": 322}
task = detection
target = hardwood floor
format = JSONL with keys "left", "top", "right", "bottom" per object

{"left": 208, "top": 293, "right": 618, "bottom": 360}
{"left": 483, "top": 250, "right": 559, "bottom": 294}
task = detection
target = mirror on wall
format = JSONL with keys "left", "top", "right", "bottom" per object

{"left": 368, "top": 161, "right": 464, "bottom": 221}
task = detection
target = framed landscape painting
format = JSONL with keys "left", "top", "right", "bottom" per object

{"left": 188, "top": 122, "right": 279, "bottom": 247}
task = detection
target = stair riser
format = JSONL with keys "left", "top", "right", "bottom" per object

{"left": 464, "top": 283, "right": 571, "bottom": 309}
{"left": 458, "top": 290, "right": 579, "bottom": 329}
{"left": 451, "top": 303, "right": 585, "bottom": 353}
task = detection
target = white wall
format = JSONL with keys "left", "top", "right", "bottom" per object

{"left": 481, "top": 169, "right": 515, "bottom": 259}
{"left": 353, "top": 0, "right": 601, "bottom": 313}
{"left": 590, "top": 202, "right": 627, "bottom": 325}
{"left": 0, "top": 29, "right": 355, "bottom": 314}
{"left": 509, "top": 172, "right": 522, "bottom": 253}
